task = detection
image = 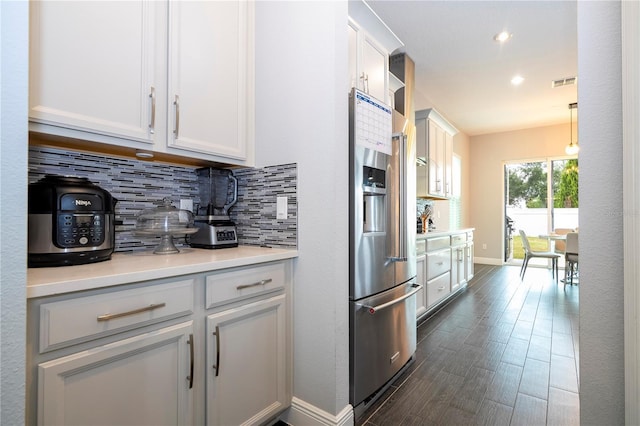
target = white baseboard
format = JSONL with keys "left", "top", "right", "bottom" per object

{"left": 473, "top": 256, "right": 503, "bottom": 266}
{"left": 280, "top": 397, "right": 353, "bottom": 426}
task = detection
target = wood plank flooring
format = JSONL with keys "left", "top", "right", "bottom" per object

{"left": 358, "top": 264, "right": 580, "bottom": 426}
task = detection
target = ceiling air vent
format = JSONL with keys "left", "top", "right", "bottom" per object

{"left": 552, "top": 77, "right": 577, "bottom": 88}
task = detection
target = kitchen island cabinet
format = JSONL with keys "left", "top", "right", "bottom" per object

{"left": 29, "top": 0, "right": 254, "bottom": 167}
{"left": 26, "top": 247, "right": 296, "bottom": 426}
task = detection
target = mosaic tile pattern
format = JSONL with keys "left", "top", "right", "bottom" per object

{"left": 231, "top": 164, "right": 297, "bottom": 248}
{"left": 28, "top": 146, "right": 297, "bottom": 251}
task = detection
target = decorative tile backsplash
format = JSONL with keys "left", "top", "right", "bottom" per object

{"left": 28, "top": 146, "right": 297, "bottom": 251}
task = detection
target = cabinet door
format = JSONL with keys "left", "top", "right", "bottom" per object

{"left": 428, "top": 120, "right": 445, "bottom": 196}
{"left": 348, "top": 20, "right": 389, "bottom": 104}
{"left": 168, "top": 1, "right": 253, "bottom": 161}
{"left": 416, "top": 254, "right": 427, "bottom": 318}
{"left": 416, "top": 117, "right": 429, "bottom": 196}
{"left": 451, "top": 246, "right": 464, "bottom": 292}
{"left": 29, "top": 1, "right": 157, "bottom": 143}
{"left": 444, "top": 132, "right": 453, "bottom": 197}
{"left": 465, "top": 242, "right": 475, "bottom": 281}
{"left": 38, "top": 321, "right": 194, "bottom": 426}
{"left": 361, "top": 35, "right": 388, "bottom": 103}
{"left": 207, "top": 294, "right": 287, "bottom": 426}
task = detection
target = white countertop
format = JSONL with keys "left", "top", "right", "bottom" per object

{"left": 27, "top": 246, "right": 298, "bottom": 299}
{"left": 416, "top": 228, "right": 474, "bottom": 239}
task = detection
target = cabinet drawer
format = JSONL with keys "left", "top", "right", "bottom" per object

{"left": 427, "top": 272, "right": 451, "bottom": 307}
{"left": 205, "top": 262, "right": 286, "bottom": 309}
{"left": 426, "top": 248, "right": 451, "bottom": 280}
{"left": 426, "top": 236, "right": 449, "bottom": 251}
{"left": 416, "top": 239, "right": 426, "bottom": 255}
{"left": 451, "top": 233, "right": 466, "bottom": 246}
{"left": 39, "top": 279, "right": 194, "bottom": 353}
{"left": 467, "top": 231, "right": 474, "bottom": 241}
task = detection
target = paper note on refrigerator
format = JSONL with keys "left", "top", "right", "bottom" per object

{"left": 354, "top": 90, "right": 392, "bottom": 155}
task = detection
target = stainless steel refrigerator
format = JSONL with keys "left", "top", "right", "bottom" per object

{"left": 349, "top": 87, "right": 418, "bottom": 417}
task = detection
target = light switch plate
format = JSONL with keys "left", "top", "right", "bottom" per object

{"left": 180, "top": 199, "right": 193, "bottom": 212}
{"left": 276, "top": 196, "right": 288, "bottom": 219}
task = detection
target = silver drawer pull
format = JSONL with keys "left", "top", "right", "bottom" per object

{"left": 236, "top": 278, "right": 272, "bottom": 291}
{"left": 437, "top": 261, "right": 444, "bottom": 265}
{"left": 96, "top": 303, "right": 166, "bottom": 322}
{"left": 438, "top": 286, "right": 445, "bottom": 291}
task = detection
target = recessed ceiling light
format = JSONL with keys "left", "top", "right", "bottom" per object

{"left": 493, "top": 31, "right": 512, "bottom": 43}
{"left": 511, "top": 75, "right": 525, "bottom": 86}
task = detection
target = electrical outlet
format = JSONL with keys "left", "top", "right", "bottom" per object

{"left": 276, "top": 196, "right": 288, "bottom": 219}
{"left": 482, "top": 243, "right": 487, "bottom": 250}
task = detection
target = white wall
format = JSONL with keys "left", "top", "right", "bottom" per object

{"left": 255, "top": 1, "right": 351, "bottom": 419}
{"left": 578, "top": 2, "right": 625, "bottom": 423}
{"left": 0, "top": 1, "right": 28, "bottom": 424}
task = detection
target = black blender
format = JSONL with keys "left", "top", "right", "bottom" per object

{"left": 190, "top": 167, "right": 239, "bottom": 249}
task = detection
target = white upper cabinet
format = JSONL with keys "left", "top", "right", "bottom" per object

{"left": 29, "top": 0, "right": 255, "bottom": 166}
{"left": 348, "top": 20, "right": 388, "bottom": 103}
{"left": 416, "top": 108, "right": 458, "bottom": 199}
{"left": 167, "top": 1, "right": 253, "bottom": 161}
{"left": 348, "top": 1, "right": 403, "bottom": 105}
{"left": 29, "top": 1, "right": 158, "bottom": 144}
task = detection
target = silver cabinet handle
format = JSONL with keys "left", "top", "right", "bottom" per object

{"left": 438, "top": 286, "right": 445, "bottom": 291}
{"left": 359, "top": 284, "right": 423, "bottom": 315}
{"left": 149, "top": 86, "right": 156, "bottom": 134}
{"left": 212, "top": 325, "right": 220, "bottom": 377}
{"left": 173, "top": 94, "right": 180, "bottom": 138}
{"left": 96, "top": 303, "right": 166, "bottom": 322}
{"left": 236, "top": 278, "right": 272, "bottom": 291}
{"left": 360, "top": 72, "right": 369, "bottom": 94}
{"left": 187, "top": 333, "right": 194, "bottom": 389}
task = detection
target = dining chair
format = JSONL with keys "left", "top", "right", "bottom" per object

{"left": 551, "top": 228, "right": 574, "bottom": 254}
{"left": 565, "top": 232, "right": 579, "bottom": 285}
{"left": 519, "top": 230, "right": 561, "bottom": 280}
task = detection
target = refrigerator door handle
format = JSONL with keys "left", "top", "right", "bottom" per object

{"left": 357, "top": 284, "right": 423, "bottom": 314}
{"left": 389, "top": 133, "right": 409, "bottom": 262}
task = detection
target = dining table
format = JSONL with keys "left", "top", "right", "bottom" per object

{"left": 539, "top": 232, "right": 579, "bottom": 284}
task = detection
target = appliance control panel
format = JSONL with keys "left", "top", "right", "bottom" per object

{"left": 216, "top": 228, "right": 237, "bottom": 242}
{"left": 56, "top": 213, "right": 105, "bottom": 248}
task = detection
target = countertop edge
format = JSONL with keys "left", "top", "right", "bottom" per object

{"left": 416, "top": 228, "right": 475, "bottom": 239}
{"left": 27, "top": 247, "right": 298, "bottom": 299}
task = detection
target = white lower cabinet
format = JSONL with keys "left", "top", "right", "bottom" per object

{"left": 415, "top": 254, "right": 427, "bottom": 318}
{"left": 38, "top": 321, "right": 194, "bottom": 426}
{"left": 27, "top": 260, "right": 292, "bottom": 426}
{"left": 451, "top": 244, "right": 465, "bottom": 292}
{"left": 426, "top": 272, "right": 451, "bottom": 307}
{"left": 416, "top": 230, "right": 474, "bottom": 319}
{"left": 206, "top": 294, "right": 287, "bottom": 426}
{"left": 465, "top": 241, "right": 475, "bottom": 282}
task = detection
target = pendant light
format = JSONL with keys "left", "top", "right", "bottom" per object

{"left": 565, "top": 102, "right": 579, "bottom": 155}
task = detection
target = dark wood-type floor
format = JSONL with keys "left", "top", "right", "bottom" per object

{"left": 358, "top": 264, "right": 580, "bottom": 426}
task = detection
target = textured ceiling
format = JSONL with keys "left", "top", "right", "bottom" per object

{"left": 366, "top": 0, "right": 578, "bottom": 136}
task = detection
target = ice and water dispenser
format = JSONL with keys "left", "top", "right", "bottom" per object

{"left": 362, "top": 165, "right": 386, "bottom": 233}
